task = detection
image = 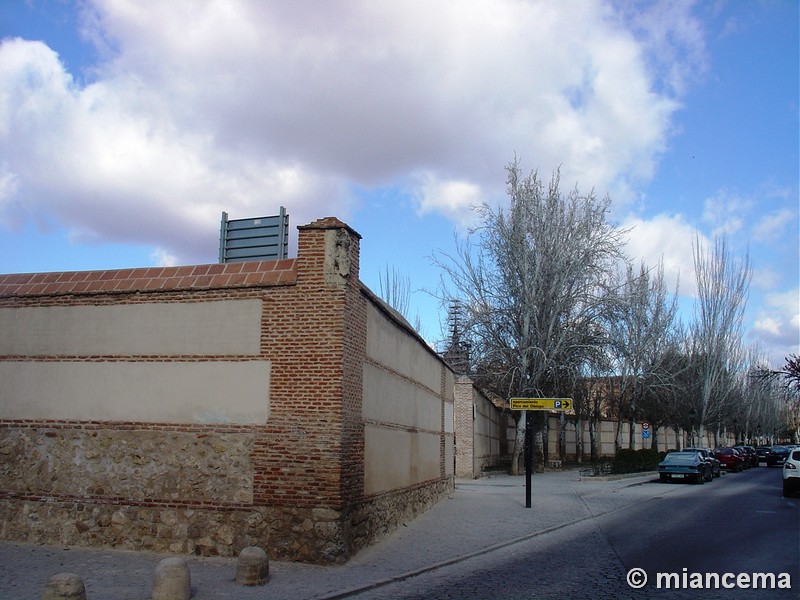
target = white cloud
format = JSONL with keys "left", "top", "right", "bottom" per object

{"left": 751, "top": 267, "right": 781, "bottom": 291}
{"left": 0, "top": 36, "right": 351, "bottom": 262}
{"left": 702, "top": 190, "right": 752, "bottom": 237}
{"left": 0, "top": 163, "right": 19, "bottom": 208}
{"left": 753, "top": 208, "right": 796, "bottom": 243}
{"left": 0, "top": 0, "right": 703, "bottom": 263}
{"left": 751, "top": 288, "right": 800, "bottom": 358}
{"left": 414, "top": 173, "right": 483, "bottom": 229}
{"left": 621, "top": 213, "right": 706, "bottom": 298}
{"left": 150, "top": 247, "right": 179, "bottom": 268}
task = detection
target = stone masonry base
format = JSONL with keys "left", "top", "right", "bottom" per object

{"left": 0, "top": 477, "right": 454, "bottom": 565}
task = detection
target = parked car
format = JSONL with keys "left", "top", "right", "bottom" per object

{"left": 782, "top": 448, "right": 800, "bottom": 497}
{"left": 713, "top": 448, "right": 744, "bottom": 472}
{"left": 732, "top": 447, "right": 751, "bottom": 469}
{"left": 658, "top": 451, "right": 712, "bottom": 484}
{"left": 684, "top": 447, "right": 721, "bottom": 477}
{"left": 767, "top": 445, "right": 790, "bottom": 467}
{"left": 734, "top": 445, "right": 759, "bottom": 468}
{"left": 756, "top": 446, "right": 771, "bottom": 463}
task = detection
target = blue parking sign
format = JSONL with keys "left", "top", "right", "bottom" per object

{"left": 642, "top": 430, "right": 651, "bottom": 439}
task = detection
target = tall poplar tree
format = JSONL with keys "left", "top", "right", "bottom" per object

{"left": 689, "top": 235, "right": 751, "bottom": 442}
{"left": 435, "top": 159, "right": 626, "bottom": 473}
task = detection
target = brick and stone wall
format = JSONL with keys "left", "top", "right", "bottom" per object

{"left": 0, "top": 217, "right": 455, "bottom": 564}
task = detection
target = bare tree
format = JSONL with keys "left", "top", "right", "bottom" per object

{"left": 638, "top": 338, "right": 692, "bottom": 450}
{"left": 649, "top": 336, "right": 699, "bottom": 450}
{"left": 753, "top": 354, "right": 800, "bottom": 397}
{"left": 434, "top": 160, "right": 626, "bottom": 473}
{"left": 378, "top": 264, "right": 411, "bottom": 317}
{"left": 377, "top": 264, "right": 424, "bottom": 333}
{"left": 579, "top": 349, "right": 617, "bottom": 465}
{"left": 606, "top": 260, "right": 679, "bottom": 450}
{"left": 689, "top": 235, "right": 752, "bottom": 442}
{"left": 752, "top": 354, "right": 800, "bottom": 442}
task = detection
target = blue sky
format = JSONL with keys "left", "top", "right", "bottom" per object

{"left": 1, "top": 0, "right": 797, "bottom": 365}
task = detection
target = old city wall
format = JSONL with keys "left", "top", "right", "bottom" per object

{"left": 547, "top": 415, "right": 737, "bottom": 461}
{"left": 355, "top": 296, "right": 455, "bottom": 546}
{"left": 0, "top": 218, "right": 455, "bottom": 564}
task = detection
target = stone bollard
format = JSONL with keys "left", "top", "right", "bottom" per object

{"left": 151, "top": 557, "right": 191, "bottom": 600}
{"left": 41, "top": 572, "right": 87, "bottom": 600}
{"left": 235, "top": 546, "right": 270, "bottom": 586}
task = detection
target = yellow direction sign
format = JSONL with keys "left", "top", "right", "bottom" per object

{"left": 510, "top": 398, "right": 572, "bottom": 411}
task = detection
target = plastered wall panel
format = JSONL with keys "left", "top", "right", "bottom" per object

{"left": 0, "top": 361, "right": 270, "bottom": 424}
{"left": 443, "top": 401, "right": 454, "bottom": 434}
{"left": 365, "top": 304, "right": 441, "bottom": 392}
{"left": 363, "top": 362, "right": 441, "bottom": 431}
{"left": 0, "top": 300, "right": 262, "bottom": 356}
{"left": 364, "top": 425, "right": 441, "bottom": 495}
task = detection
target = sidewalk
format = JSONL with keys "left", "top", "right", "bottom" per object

{"left": 0, "top": 470, "right": 657, "bottom": 599}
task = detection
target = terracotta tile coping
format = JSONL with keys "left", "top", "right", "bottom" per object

{"left": 0, "top": 259, "right": 298, "bottom": 298}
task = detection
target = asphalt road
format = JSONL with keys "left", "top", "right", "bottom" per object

{"left": 349, "top": 467, "right": 800, "bottom": 599}
{"left": 601, "top": 465, "right": 799, "bottom": 584}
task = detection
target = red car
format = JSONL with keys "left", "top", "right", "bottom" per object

{"left": 713, "top": 448, "right": 744, "bottom": 472}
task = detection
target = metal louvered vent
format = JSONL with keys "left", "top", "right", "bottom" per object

{"left": 219, "top": 207, "right": 289, "bottom": 263}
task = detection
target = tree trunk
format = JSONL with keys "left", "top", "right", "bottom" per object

{"left": 534, "top": 412, "right": 546, "bottom": 473}
{"left": 511, "top": 415, "right": 525, "bottom": 475}
{"left": 696, "top": 423, "right": 705, "bottom": 448}
{"left": 535, "top": 428, "right": 545, "bottom": 473}
{"left": 628, "top": 415, "right": 636, "bottom": 450}
{"left": 614, "top": 414, "right": 623, "bottom": 452}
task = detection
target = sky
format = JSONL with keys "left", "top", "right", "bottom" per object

{"left": 0, "top": 0, "right": 798, "bottom": 366}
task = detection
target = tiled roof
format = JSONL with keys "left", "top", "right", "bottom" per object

{"left": 0, "top": 259, "right": 298, "bottom": 297}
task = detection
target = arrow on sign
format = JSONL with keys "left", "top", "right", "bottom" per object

{"left": 510, "top": 398, "right": 573, "bottom": 411}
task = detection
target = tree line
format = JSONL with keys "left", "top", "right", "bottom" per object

{"left": 426, "top": 159, "right": 799, "bottom": 473}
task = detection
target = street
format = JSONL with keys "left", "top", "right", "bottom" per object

{"left": 349, "top": 468, "right": 800, "bottom": 599}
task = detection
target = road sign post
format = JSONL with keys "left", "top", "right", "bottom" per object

{"left": 524, "top": 410, "right": 532, "bottom": 508}
{"left": 510, "top": 398, "right": 573, "bottom": 508}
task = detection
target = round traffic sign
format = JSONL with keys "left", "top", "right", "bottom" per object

{"left": 642, "top": 422, "right": 650, "bottom": 430}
